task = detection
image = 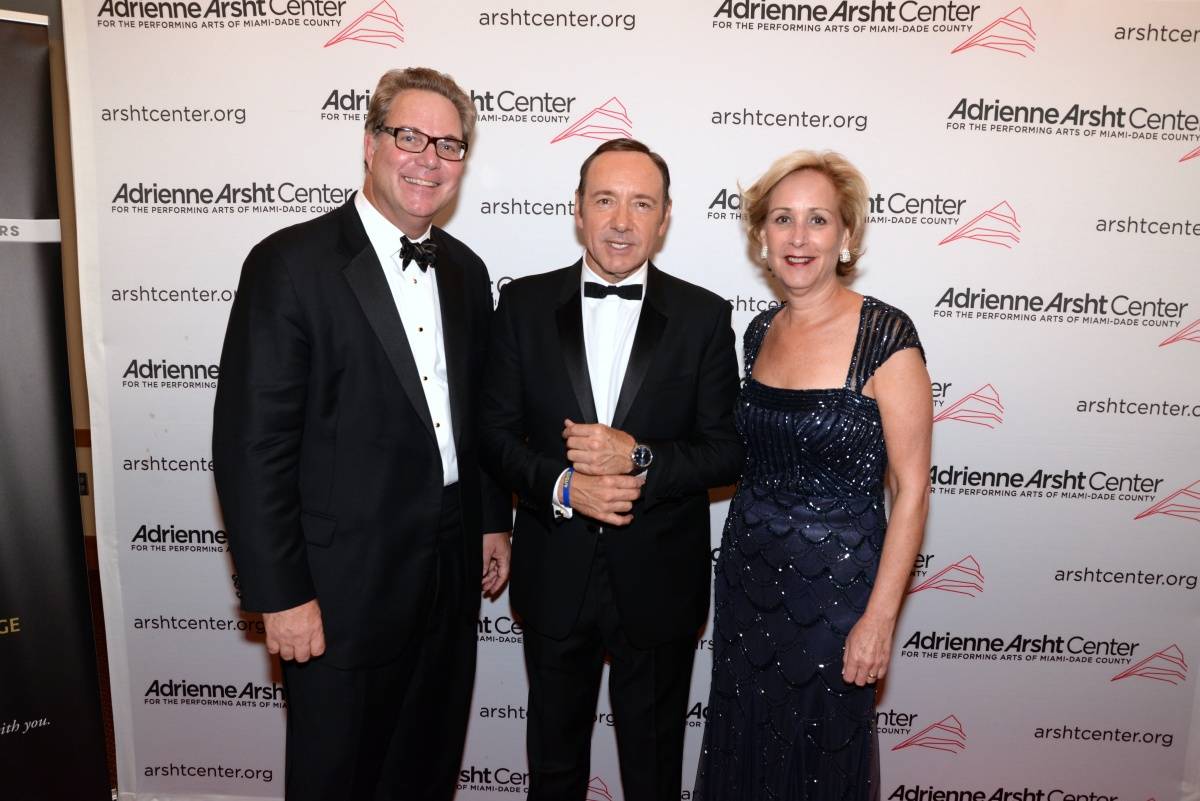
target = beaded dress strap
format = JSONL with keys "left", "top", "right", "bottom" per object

{"left": 742, "top": 305, "right": 785, "bottom": 381}
{"left": 842, "top": 297, "right": 872, "bottom": 391}
{"left": 846, "top": 297, "right": 925, "bottom": 394}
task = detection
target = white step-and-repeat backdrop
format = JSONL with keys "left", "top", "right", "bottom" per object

{"left": 62, "top": 1, "right": 1199, "bottom": 799}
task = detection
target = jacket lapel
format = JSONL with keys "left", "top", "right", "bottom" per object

{"left": 611, "top": 263, "right": 667, "bottom": 431}
{"left": 555, "top": 261, "right": 598, "bottom": 424}
{"left": 432, "top": 229, "right": 468, "bottom": 448}
{"left": 339, "top": 203, "right": 436, "bottom": 441}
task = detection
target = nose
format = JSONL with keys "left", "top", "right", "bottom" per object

{"left": 789, "top": 220, "right": 807, "bottom": 246}
{"left": 417, "top": 141, "right": 440, "bottom": 169}
{"left": 612, "top": 203, "right": 630, "bottom": 231}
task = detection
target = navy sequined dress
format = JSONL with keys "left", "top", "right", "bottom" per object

{"left": 694, "top": 297, "right": 923, "bottom": 801}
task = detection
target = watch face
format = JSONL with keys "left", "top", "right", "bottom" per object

{"left": 633, "top": 444, "right": 653, "bottom": 468}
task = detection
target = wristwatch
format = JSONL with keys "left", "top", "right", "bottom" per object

{"left": 631, "top": 443, "right": 653, "bottom": 472}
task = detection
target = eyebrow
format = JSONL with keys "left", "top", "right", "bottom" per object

{"left": 589, "top": 189, "right": 660, "bottom": 203}
{"left": 389, "top": 124, "right": 465, "bottom": 141}
{"left": 768, "top": 205, "right": 834, "bottom": 214}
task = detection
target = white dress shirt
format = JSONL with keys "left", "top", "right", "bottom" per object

{"left": 554, "top": 255, "right": 647, "bottom": 517}
{"left": 582, "top": 258, "right": 646, "bottom": 426}
{"left": 355, "top": 192, "right": 458, "bottom": 486}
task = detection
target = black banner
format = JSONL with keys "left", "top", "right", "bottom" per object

{"left": 0, "top": 12, "right": 110, "bottom": 799}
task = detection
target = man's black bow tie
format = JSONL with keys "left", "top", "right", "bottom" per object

{"left": 400, "top": 236, "right": 438, "bottom": 272}
{"left": 584, "top": 282, "right": 643, "bottom": 301}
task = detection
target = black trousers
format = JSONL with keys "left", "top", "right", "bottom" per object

{"left": 281, "top": 485, "right": 475, "bottom": 801}
{"left": 523, "top": 538, "right": 696, "bottom": 801}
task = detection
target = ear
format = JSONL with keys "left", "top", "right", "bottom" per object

{"left": 363, "top": 130, "right": 379, "bottom": 172}
{"left": 656, "top": 199, "right": 672, "bottom": 237}
{"left": 574, "top": 192, "right": 584, "bottom": 232}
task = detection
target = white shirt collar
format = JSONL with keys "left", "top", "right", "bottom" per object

{"left": 580, "top": 253, "right": 648, "bottom": 293}
{"left": 355, "top": 191, "right": 431, "bottom": 251}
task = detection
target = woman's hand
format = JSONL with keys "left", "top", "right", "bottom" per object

{"left": 842, "top": 613, "right": 895, "bottom": 687}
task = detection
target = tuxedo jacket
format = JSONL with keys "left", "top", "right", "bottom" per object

{"left": 480, "top": 261, "right": 743, "bottom": 648}
{"left": 213, "top": 197, "right": 510, "bottom": 669}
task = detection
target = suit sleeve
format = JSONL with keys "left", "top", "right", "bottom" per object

{"left": 642, "top": 301, "right": 743, "bottom": 500}
{"left": 474, "top": 267, "right": 516, "bottom": 533}
{"left": 479, "top": 285, "right": 569, "bottom": 521}
{"left": 212, "top": 239, "right": 315, "bottom": 613}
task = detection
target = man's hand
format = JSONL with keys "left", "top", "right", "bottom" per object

{"left": 262, "top": 598, "right": 325, "bottom": 663}
{"left": 566, "top": 472, "right": 645, "bottom": 526}
{"left": 563, "top": 419, "right": 637, "bottom": 476}
{"left": 481, "top": 531, "right": 512, "bottom": 598}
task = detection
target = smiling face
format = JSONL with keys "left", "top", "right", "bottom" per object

{"left": 575, "top": 151, "right": 671, "bottom": 283}
{"left": 362, "top": 89, "right": 465, "bottom": 238}
{"left": 758, "top": 168, "right": 850, "bottom": 295}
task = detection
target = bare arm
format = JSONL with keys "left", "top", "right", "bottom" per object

{"left": 842, "top": 347, "right": 932, "bottom": 686}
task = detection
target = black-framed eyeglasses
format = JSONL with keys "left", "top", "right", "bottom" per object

{"left": 376, "top": 126, "right": 468, "bottom": 161}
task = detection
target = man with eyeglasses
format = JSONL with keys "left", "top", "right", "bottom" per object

{"left": 214, "top": 67, "right": 511, "bottom": 801}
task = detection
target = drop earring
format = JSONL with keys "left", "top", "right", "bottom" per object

{"left": 839, "top": 249, "right": 851, "bottom": 264}
{"left": 760, "top": 244, "right": 768, "bottom": 260}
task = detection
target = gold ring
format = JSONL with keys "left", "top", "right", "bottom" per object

{"left": 867, "top": 673, "right": 877, "bottom": 679}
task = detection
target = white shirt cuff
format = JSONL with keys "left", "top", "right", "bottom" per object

{"left": 551, "top": 468, "right": 574, "bottom": 519}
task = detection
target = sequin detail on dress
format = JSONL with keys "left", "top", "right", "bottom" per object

{"left": 694, "top": 297, "right": 924, "bottom": 801}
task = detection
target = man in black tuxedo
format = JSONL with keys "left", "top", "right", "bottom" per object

{"left": 213, "top": 67, "right": 511, "bottom": 801}
{"left": 481, "top": 139, "right": 742, "bottom": 801}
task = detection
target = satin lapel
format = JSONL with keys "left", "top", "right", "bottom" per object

{"left": 611, "top": 263, "right": 668, "bottom": 431}
{"left": 555, "top": 262, "right": 598, "bottom": 424}
{"left": 342, "top": 244, "right": 436, "bottom": 441}
{"left": 433, "top": 230, "right": 468, "bottom": 448}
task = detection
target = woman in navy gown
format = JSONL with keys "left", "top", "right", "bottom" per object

{"left": 694, "top": 151, "right": 932, "bottom": 801}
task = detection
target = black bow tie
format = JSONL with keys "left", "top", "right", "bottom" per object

{"left": 584, "top": 282, "right": 643, "bottom": 301}
{"left": 400, "top": 236, "right": 437, "bottom": 272}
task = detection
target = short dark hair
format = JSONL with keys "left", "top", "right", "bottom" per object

{"left": 575, "top": 138, "right": 671, "bottom": 204}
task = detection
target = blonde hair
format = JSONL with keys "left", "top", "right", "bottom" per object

{"left": 742, "top": 150, "right": 869, "bottom": 276}
{"left": 364, "top": 67, "right": 476, "bottom": 144}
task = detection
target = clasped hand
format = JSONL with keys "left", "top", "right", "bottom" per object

{"left": 562, "top": 418, "right": 644, "bottom": 526}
